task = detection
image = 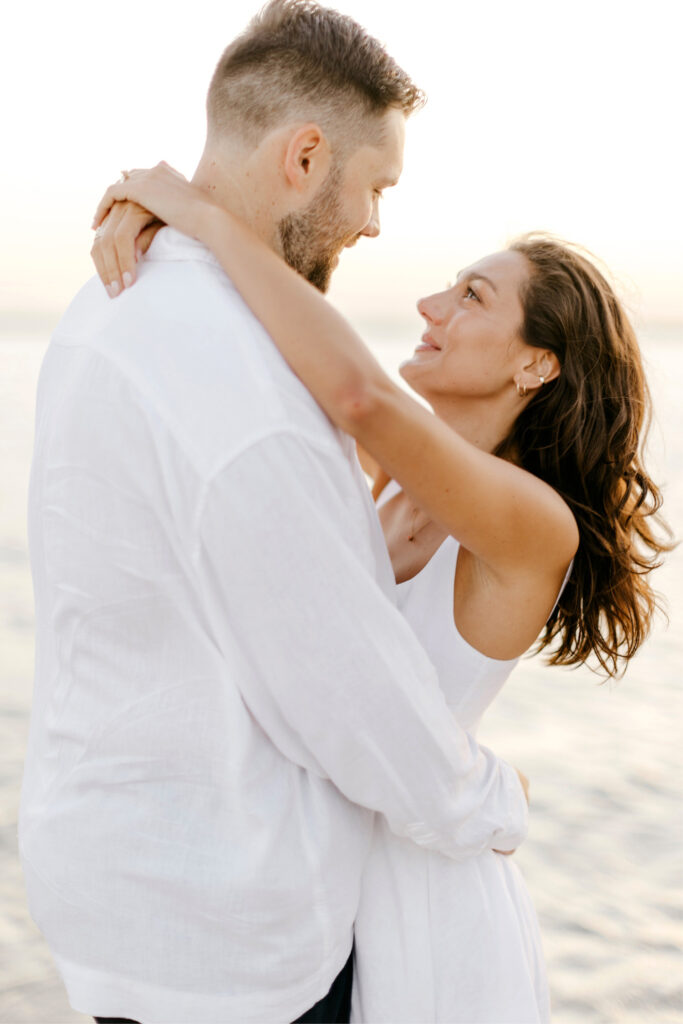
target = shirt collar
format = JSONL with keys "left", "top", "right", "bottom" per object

{"left": 145, "top": 226, "right": 223, "bottom": 268}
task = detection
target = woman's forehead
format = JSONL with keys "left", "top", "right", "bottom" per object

{"left": 459, "top": 249, "right": 528, "bottom": 287}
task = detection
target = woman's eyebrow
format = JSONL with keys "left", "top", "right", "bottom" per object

{"left": 456, "top": 271, "right": 498, "bottom": 294}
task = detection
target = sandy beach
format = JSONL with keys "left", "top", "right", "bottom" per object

{"left": 1, "top": 327, "right": 681, "bottom": 1024}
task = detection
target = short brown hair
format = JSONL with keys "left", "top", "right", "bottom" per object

{"left": 207, "top": 0, "right": 424, "bottom": 148}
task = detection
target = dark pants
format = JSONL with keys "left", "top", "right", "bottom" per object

{"left": 94, "top": 947, "right": 354, "bottom": 1024}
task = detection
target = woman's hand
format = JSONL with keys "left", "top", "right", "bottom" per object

{"left": 90, "top": 200, "right": 163, "bottom": 297}
{"left": 90, "top": 163, "right": 219, "bottom": 296}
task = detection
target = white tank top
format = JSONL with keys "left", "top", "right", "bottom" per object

{"left": 380, "top": 480, "right": 570, "bottom": 734}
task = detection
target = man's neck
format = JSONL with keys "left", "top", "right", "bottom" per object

{"left": 192, "top": 144, "right": 282, "bottom": 255}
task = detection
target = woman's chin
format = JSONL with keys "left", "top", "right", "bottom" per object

{"left": 401, "top": 342, "right": 442, "bottom": 371}
{"left": 399, "top": 357, "right": 429, "bottom": 395}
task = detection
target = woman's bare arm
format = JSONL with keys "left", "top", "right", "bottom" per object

{"left": 92, "top": 166, "right": 578, "bottom": 580}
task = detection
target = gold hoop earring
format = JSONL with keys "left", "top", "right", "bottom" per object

{"left": 516, "top": 382, "right": 528, "bottom": 398}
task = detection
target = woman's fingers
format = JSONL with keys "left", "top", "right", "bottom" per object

{"left": 91, "top": 201, "right": 159, "bottom": 295}
{"left": 92, "top": 163, "right": 209, "bottom": 245}
{"left": 91, "top": 203, "right": 126, "bottom": 296}
{"left": 112, "top": 202, "right": 156, "bottom": 288}
{"left": 92, "top": 184, "right": 124, "bottom": 229}
{"left": 136, "top": 220, "right": 164, "bottom": 258}
{"left": 91, "top": 170, "right": 147, "bottom": 227}
{"left": 89, "top": 227, "right": 111, "bottom": 293}
{"left": 92, "top": 164, "right": 180, "bottom": 228}
{"left": 90, "top": 163, "right": 206, "bottom": 297}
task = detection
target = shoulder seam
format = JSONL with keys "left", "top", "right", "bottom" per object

{"left": 190, "top": 427, "right": 347, "bottom": 544}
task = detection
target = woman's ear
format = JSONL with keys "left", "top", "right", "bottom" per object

{"left": 536, "top": 350, "right": 561, "bottom": 384}
{"left": 283, "top": 124, "right": 332, "bottom": 194}
{"left": 515, "top": 349, "right": 561, "bottom": 397}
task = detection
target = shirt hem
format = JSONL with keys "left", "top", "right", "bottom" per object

{"left": 55, "top": 944, "right": 353, "bottom": 1024}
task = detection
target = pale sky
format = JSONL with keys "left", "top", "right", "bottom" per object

{"left": 1, "top": 0, "right": 681, "bottom": 328}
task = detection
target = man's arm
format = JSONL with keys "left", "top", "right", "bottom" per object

{"left": 192, "top": 429, "right": 527, "bottom": 861}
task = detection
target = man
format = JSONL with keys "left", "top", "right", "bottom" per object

{"left": 20, "top": 3, "right": 529, "bottom": 1022}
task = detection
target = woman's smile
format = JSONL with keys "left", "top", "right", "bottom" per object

{"left": 414, "top": 331, "right": 441, "bottom": 353}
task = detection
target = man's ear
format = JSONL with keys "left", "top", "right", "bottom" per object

{"left": 283, "top": 124, "right": 332, "bottom": 193}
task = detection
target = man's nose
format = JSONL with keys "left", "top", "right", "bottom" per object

{"left": 361, "top": 199, "right": 381, "bottom": 239}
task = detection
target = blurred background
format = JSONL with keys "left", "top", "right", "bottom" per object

{"left": 1, "top": 0, "right": 681, "bottom": 1021}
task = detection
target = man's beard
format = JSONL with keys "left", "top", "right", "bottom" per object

{"left": 278, "top": 166, "right": 358, "bottom": 293}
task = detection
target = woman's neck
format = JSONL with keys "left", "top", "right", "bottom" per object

{"left": 426, "top": 392, "right": 520, "bottom": 455}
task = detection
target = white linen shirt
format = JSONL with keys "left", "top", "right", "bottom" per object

{"left": 20, "top": 229, "right": 528, "bottom": 1024}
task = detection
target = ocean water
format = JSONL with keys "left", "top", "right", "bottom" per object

{"left": 0, "top": 326, "right": 681, "bottom": 1023}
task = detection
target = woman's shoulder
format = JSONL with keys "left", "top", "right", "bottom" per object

{"left": 494, "top": 454, "right": 580, "bottom": 572}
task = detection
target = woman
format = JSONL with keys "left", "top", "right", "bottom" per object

{"left": 90, "top": 165, "right": 669, "bottom": 1022}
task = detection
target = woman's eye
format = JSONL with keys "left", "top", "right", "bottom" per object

{"left": 465, "top": 285, "right": 480, "bottom": 301}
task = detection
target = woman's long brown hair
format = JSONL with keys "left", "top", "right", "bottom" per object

{"left": 501, "top": 235, "right": 673, "bottom": 677}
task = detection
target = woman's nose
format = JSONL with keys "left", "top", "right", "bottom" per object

{"left": 417, "top": 295, "right": 443, "bottom": 325}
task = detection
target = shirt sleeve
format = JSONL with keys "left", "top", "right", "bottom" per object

{"left": 191, "top": 429, "right": 527, "bottom": 861}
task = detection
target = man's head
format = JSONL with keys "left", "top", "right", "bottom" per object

{"left": 203, "top": 0, "right": 424, "bottom": 290}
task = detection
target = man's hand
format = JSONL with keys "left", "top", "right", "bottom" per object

{"left": 494, "top": 767, "right": 529, "bottom": 856}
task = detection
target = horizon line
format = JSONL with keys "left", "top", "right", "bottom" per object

{"left": 1, "top": 308, "right": 682, "bottom": 338}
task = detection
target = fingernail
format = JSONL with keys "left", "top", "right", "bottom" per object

{"left": 122, "top": 271, "right": 133, "bottom": 289}
{"left": 109, "top": 281, "right": 121, "bottom": 298}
